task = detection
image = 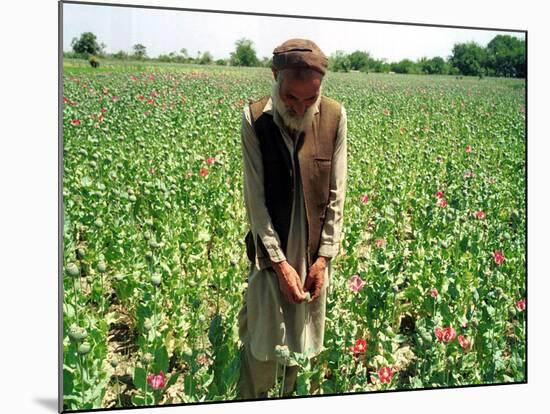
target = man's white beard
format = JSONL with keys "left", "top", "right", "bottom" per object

{"left": 271, "top": 82, "right": 321, "bottom": 134}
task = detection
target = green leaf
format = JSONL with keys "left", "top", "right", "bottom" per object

{"left": 154, "top": 346, "right": 170, "bottom": 374}
{"left": 133, "top": 367, "right": 147, "bottom": 391}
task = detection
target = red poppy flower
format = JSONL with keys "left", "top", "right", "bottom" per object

{"left": 71, "top": 119, "right": 81, "bottom": 126}
{"left": 493, "top": 250, "right": 505, "bottom": 265}
{"left": 137, "top": 95, "right": 145, "bottom": 100}
{"left": 465, "top": 145, "right": 472, "bottom": 153}
{"left": 458, "top": 335, "right": 471, "bottom": 350}
{"left": 206, "top": 157, "right": 217, "bottom": 165}
{"left": 349, "top": 338, "right": 367, "bottom": 355}
{"left": 147, "top": 99, "right": 154, "bottom": 105}
{"left": 146, "top": 371, "right": 166, "bottom": 390}
{"left": 439, "top": 199, "right": 448, "bottom": 208}
{"left": 199, "top": 168, "right": 209, "bottom": 177}
{"left": 475, "top": 210, "right": 486, "bottom": 219}
{"left": 516, "top": 298, "right": 526, "bottom": 311}
{"left": 435, "top": 191, "right": 444, "bottom": 199}
{"left": 100, "top": 107, "right": 107, "bottom": 113}
{"left": 378, "top": 366, "right": 395, "bottom": 384}
{"left": 430, "top": 288, "right": 438, "bottom": 298}
{"left": 435, "top": 326, "right": 456, "bottom": 343}
{"left": 360, "top": 194, "right": 369, "bottom": 204}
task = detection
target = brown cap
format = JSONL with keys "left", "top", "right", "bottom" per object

{"left": 272, "top": 38, "right": 328, "bottom": 76}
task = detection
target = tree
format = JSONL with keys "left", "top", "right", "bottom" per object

{"left": 71, "top": 32, "right": 102, "bottom": 57}
{"left": 392, "top": 59, "right": 417, "bottom": 74}
{"left": 230, "top": 38, "right": 259, "bottom": 67}
{"left": 199, "top": 51, "right": 213, "bottom": 65}
{"left": 329, "top": 50, "right": 351, "bottom": 72}
{"left": 113, "top": 50, "right": 129, "bottom": 60}
{"left": 449, "top": 42, "right": 487, "bottom": 77}
{"left": 349, "top": 51, "right": 371, "bottom": 71}
{"left": 486, "top": 35, "right": 525, "bottom": 78}
{"left": 419, "top": 56, "right": 447, "bottom": 74}
{"left": 133, "top": 44, "right": 147, "bottom": 60}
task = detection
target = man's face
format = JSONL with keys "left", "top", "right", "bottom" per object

{"left": 277, "top": 71, "right": 322, "bottom": 117}
{"left": 272, "top": 69, "right": 322, "bottom": 133}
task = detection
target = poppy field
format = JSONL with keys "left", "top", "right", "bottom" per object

{"left": 62, "top": 61, "right": 526, "bottom": 410}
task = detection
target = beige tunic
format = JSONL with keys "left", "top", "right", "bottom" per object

{"left": 239, "top": 95, "right": 347, "bottom": 364}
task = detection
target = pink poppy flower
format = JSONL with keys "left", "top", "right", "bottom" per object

{"left": 112, "top": 95, "right": 119, "bottom": 102}
{"left": 206, "top": 157, "right": 217, "bottom": 165}
{"left": 430, "top": 288, "right": 438, "bottom": 298}
{"left": 435, "top": 191, "right": 444, "bottom": 199}
{"left": 458, "top": 335, "right": 471, "bottom": 350}
{"left": 348, "top": 274, "right": 366, "bottom": 293}
{"left": 435, "top": 327, "right": 456, "bottom": 343}
{"left": 516, "top": 298, "right": 526, "bottom": 311}
{"left": 71, "top": 119, "right": 81, "bottom": 126}
{"left": 493, "top": 250, "right": 505, "bottom": 265}
{"left": 439, "top": 199, "right": 448, "bottom": 208}
{"left": 360, "top": 194, "right": 369, "bottom": 204}
{"left": 100, "top": 107, "right": 107, "bottom": 113}
{"left": 475, "top": 210, "right": 486, "bottom": 219}
{"left": 146, "top": 371, "right": 166, "bottom": 390}
{"left": 349, "top": 338, "right": 367, "bottom": 355}
{"left": 378, "top": 366, "right": 395, "bottom": 384}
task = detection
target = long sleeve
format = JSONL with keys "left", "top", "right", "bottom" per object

{"left": 241, "top": 105, "right": 287, "bottom": 270}
{"left": 317, "top": 105, "right": 348, "bottom": 259}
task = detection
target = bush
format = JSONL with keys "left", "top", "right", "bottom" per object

{"left": 88, "top": 55, "right": 100, "bottom": 68}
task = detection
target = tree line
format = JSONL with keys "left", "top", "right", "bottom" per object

{"left": 66, "top": 32, "right": 525, "bottom": 78}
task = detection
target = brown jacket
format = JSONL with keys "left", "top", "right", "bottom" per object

{"left": 245, "top": 95, "right": 342, "bottom": 270}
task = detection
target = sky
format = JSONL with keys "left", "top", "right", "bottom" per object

{"left": 62, "top": 2, "right": 525, "bottom": 62}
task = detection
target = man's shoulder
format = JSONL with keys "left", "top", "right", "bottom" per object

{"left": 320, "top": 95, "right": 343, "bottom": 114}
{"left": 248, "top": 96, "right": 271, "bottom": 123}
{"left": 248, "top": 96, "right": 270, "bottom": 107}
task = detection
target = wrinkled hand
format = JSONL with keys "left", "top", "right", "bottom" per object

{"left": 271, "top": 260, "right": 307, "bottom": 304}
{"left": 304, "top": 257, "right": 328, "bottom": 303}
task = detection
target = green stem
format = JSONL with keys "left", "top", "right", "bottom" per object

{"left": 279, "top": 364, "right": 287, "bottom": 398}
{"left": 274, "top": 362, "right": 279, "bottom": 397}
{"left": 78, "top": 352, "right": 85, "bottom": 405}
{"left": 144, "top": 362, "right": 149, "bottom": 405}
{"left": 72, "top": 274, "right": 80, "bottom": 324}
{"left": 116, "top": 376, "right": 122, "bottom": 407}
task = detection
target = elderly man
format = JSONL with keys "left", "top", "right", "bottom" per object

{"left": 236, "top": 38, "right": 347, "bottom": 399}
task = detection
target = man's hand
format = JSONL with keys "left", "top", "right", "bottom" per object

{"left": 303, "top": 257, "right": 328, "bottom": 303}
{"left": 271, "top": 260, "right": 307, "bottom": 304}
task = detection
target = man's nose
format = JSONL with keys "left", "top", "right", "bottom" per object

{"left": 294, "top": 102, "right": 306, "bottom": 117}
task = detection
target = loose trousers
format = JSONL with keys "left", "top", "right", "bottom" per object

{"left": 236, "top": 343, "right": 300, "bottom": 399}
